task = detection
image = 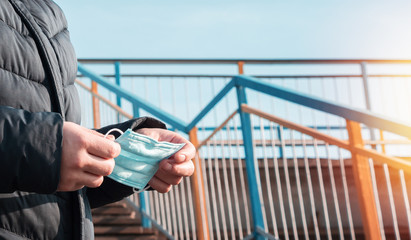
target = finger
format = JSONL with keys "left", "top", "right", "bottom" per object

{"left": 154, "top": 167, "right": 183, "bottom": 185}
{"left": 136, "top": 128, "right": 196, "bottom": 162}
{"left": 60, "top": 171, "right": 104, "bottom": 190}
{"left": 138, "top": 128, "right": 188, "bottom": 146}
{"left": 88, "top": 130, "right": 116, "bottom": 141}
{"left": 82, "top": 155, "right": 115, "bottom": 177}
{"left": 81, "top": 172, "right": 105, "bottom": 188}
{"left": 148, "top": 176, "right": 172, "bottom": 193}
{"left": 86, "top": 134, "right": 121, "bottom": 159}
{"left": 159, "top": 159, "right": 195, "bottom": 178}
{"left": 105, "top": 134, "right": 116, "bottom": 141}
{"left": 171, "top": 142, "right": 196, "bottom": 163}
{"left": 88, "top": 129, "right": 106, "bottom": 138}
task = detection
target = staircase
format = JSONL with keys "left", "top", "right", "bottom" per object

{"left": 92, "top": 200, "right": 167, "bottom": 240}
{"left": 78, "top": 60, "right": 411, "bottom": 239}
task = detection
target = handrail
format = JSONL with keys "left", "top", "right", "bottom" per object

{"left": 241, "top": 104, "right": 350, "bottom": 150}
{"left": 78, "top": 73, "right": 411, "bottom": 79}
{"left": 186, "top": 79, "right": 236, "bottom": 132}
{"left": 75, "top": 79, "right": 133, "bottom": 119}
{"left": 77, "top": 63, "right": 188, "bottom": 131}
{"left": 78, "top": 58, "right": 411, "bottom": 65}
{"left": 77, "top": 64, "right": 411, "bottom": 139}
{"left": 197, "top": 139, "right": 411, "bottom": 147}
{"left": 242, "top": 104, "right": 411, "bottom": 174}
{"left": 235, "top": 75, "right": 411, "bottom": 139}
{"left": 197, "top": 110, "right": 238, "bottom": 149}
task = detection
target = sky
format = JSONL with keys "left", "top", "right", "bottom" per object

{"left": 52, "top": 0, "right": 411, "bottom": 135}
{"left": 54, "top": 0, "right": 411, "bottom": 60}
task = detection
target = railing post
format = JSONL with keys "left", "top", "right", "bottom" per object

{"left": 236, "top": 85, "right": 265, "bottom": 239}
{"left": 361, "top": 62, "right": 377, "bottom": 149}
{"left": 115, "top": 61, "right": 122, "bottom": 107}
{"left": 139, "top": 191, "right": 151, "bottom": 228}
{"left": 360, "top": 62, "right": 372, "bottom": 113}
{"left": 133, "top": 104, "right": 140, "bottom": 119}
{"left": 379, "top": 130, "right": 386, "bottom": 154}
{"left": 189, "top": 127, "right": 210, "bottom": 240}
{"left": 115, "top": 61, "right": 122, "bottom": 122}
{"left": 277, "top": 125, "right": 284, "bottom": 159}
{"left": 91, "top": 81, "right": 100, "bottom": 129}
{"left": 132, "top": 104, "right": 151, "bottom": 228}
{"left": 346, "top": 120, "right": 382, "bottom": 240}
{"left": 238, "top": 61, "right": 245, "bottom": 75}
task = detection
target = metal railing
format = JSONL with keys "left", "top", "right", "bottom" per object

{"left": 77, "top": 59, "right": 411, "bottom": 158}
{"left": 77, "top": 59, "right": 411, "bottom": 128}
{"left": 240, "top": 105, "right": 411, "bottom": 240}
{"left": 76, "top": 59, "right": 411, "bottom": 240}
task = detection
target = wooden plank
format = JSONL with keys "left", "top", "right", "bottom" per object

{"left": 346, "top": 120, "right": 382, "bottom": 240}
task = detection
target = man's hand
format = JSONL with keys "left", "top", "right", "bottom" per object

{"left": 136, "top": 128, "right": 195, "bottom": 193}
{"left": 58, "top": 122, "right": 120, "bottom": 191}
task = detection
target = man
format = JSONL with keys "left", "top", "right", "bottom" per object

{"left": 0, "top": 0, "right": 195, "bottom": 239}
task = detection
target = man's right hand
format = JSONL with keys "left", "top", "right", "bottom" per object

{"left": 57, "top": 122, "right": 120, "bottom": 191}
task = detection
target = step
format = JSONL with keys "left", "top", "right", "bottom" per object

{"left": 92, "top": 200, "right": 168, "bottom": 240}
{"left": 95, "top": 235, "right": 159, "bottom": 240}
{"left": 93, "top": 215, "right": 141, "bottom": 226}
{"left": 92, "top": 206, "right": 133, "bottom": 216}
{"left": 102, "top": 201, "right": 128, "bottom": 208}
{"left": 94, "top": 226, "right": 157, "bottom": 235}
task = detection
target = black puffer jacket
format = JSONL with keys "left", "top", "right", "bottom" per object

{"left": 0, "top": 0, "right": 164, "bottom": 239}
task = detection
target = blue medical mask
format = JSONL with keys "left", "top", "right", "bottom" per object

{"left": 104, "top": 129, "right": 185, "bottom": 192}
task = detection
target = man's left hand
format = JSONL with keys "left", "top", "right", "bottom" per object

{"left": 136, "top": 128, "right": 196, "bottom": 193}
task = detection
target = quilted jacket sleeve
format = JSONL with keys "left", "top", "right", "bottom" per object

{"left": 0, "top": 106, "right": 63, "bottom": 194}
{"left": 86, "top": 117, "right": 167, "bottom": 209}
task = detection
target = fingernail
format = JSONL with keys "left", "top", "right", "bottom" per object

{"left": 179, "top": 154, "right": 186, "bottom": 162}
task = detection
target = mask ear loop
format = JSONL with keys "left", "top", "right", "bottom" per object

{"left": 133, "top": 185, "right": 151, "bottom": 194}
{"left": 104, "top": 128, "right": 124, "bottom": 138}
{"left": 104, "top": 128, "right": 151, "bottom": 194}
